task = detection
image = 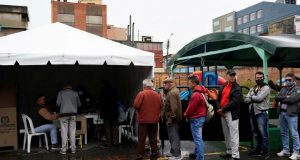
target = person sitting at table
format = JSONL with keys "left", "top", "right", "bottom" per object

{"left": 29, "top": 94, "right": 60, "bottom": 150}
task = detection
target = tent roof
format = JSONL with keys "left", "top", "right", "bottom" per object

{"left": 0, "top": 22, "right": 154, "bottom": 66}
{"left": 169, "top": 32, "right": 300, "bottom": 68}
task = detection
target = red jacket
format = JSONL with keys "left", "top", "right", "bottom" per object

{"left": 133, "top": 88, "right": 162, "bottom": 123}
{"left": 184, "top": 85, "right": 207, "bottom": 119}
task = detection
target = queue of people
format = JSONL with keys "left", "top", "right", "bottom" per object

{"left": 27, "top": 69, "right": 300, "bottom": 160}
{"left": 132, "top": 69, "right": 300, "bottom": 160}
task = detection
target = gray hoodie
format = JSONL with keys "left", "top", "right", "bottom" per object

{"left": 245, "top": 84, "right": 270, "bottom": 115}
{"left": 57, "top": 89, "right": 81, "bottom": 114}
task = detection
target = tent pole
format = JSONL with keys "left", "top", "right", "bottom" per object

{"left": 279, "top": 67, "right": 283, "bottom": 86}
{"left": 254, "top": 47, "right": 270, "bottom": 82}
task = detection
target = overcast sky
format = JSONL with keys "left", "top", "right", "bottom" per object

{"left": 1, "top": 0, "right": 299, "bottom": 54}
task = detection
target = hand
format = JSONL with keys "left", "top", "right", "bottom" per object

{"left": 217, "top": 109, "right": 224, "bottom": 117}
{"left": 53, "top": 112, "right": 59, "bottom": 119}
{"left": 167, "top": 118, "right": 173, "bottom": 126}
{"left": 185, "top": 118, "right": 189, "bottom": 122}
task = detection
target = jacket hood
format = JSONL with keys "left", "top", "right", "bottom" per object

{"left": 194, "top": 85, "right": 207, "bottom": 93}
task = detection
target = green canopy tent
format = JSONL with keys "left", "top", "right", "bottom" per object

{"left": 168, "top": 32, "right": 300, "bottom": 82}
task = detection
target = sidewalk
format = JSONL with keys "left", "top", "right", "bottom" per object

{"left": 0, "top": 139, "right": 288, "bottom": 160}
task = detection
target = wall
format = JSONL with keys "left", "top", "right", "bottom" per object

{"left": 213, "top": 11, "right": 236, "bottom": 32}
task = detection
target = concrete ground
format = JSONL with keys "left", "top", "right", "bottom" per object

{"left": 0, "top": 137, "right": 290, "bottom": 160}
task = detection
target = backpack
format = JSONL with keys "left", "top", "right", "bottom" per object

{"left": 200, "top": 93, "right": 215, "bottom": 122}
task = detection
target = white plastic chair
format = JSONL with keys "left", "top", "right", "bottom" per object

{"left": 21, "top": 114, "right": 49, "bottom": 153}
{"left": 118, "top": 107, "right": 135, "bottom": 143}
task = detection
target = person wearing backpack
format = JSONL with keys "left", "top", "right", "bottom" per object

{"left": 216, "top": 69, "right": 243, "bottom": 160}
{"left": 184, "top": 75, "right": 207, "bottom": 160}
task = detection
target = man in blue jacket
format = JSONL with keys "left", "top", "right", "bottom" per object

{"left": 275, "top": 73, "right": 300, "bottom": 160}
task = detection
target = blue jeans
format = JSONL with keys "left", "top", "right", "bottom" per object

{"left": 190, "top": 117, "right": 205, "bottom": 160}
{"left": 35, "top": 124, "right": 58, "bottom": 144}
{"left": 279, "top": 112, "right": 300, "bottom": 153}
{"left": 250, "top": 111, "right": 269, "bottom": 154}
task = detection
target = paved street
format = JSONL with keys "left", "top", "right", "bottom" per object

{"left": 0, "top": 139, "right": 290, "bottom": 160}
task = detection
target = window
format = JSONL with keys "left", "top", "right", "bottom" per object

{"left": 237, "top": 17, "right": 242, "bottom": 25}
{"left": 224, "top": 26, "right": 232, "bottom": 32}
{"left": 257, "top": 24, "right": 263, "bottom": 33}
{"left": 214, "top": 29, "right": 221, "bottom": 33}
{"left": 86, "top": 16, "right": 102, "bottom": 24}
{"left": 257, "top": 10, "right": 262, "bottom": 19}
{"left": 238, "top": 30, "right": 243, "bottom": 33}
{"left": 213, "top": 20, "right": 220, "bottom": 27}
{"left": 250, "top": 26, "right": 256, "bottom": 34}
{"left": 227, "top": 15, "right": 233, "bottom": 22}
{"left": 243, "top": 15, "right": 249, "bottom": 23}
{"left": 243, "top": 28, "right": 249, "bottom": 34}
{"left": 58, "top": 14, "right": 74, "bottom": 26}
{"left": 250, "top": 12, "right": 256, "bottom": 21}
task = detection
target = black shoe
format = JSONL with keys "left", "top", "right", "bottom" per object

{"left": 189, "top": 153, "right": 196, "bottom": 159}
{"left": 51, "top": 144, "right": 60, "bottom": 150}
{"left": 220, "top": 153, "right": 232, "bottom": 158}
{"left": 262, "top": 152, "right": 270, "bottom": 160}
{"left": 248, "top": 150, "right": 262, "bottom": 156}
{"left": 232, "top": 158, "right": 240, "bottom": 160}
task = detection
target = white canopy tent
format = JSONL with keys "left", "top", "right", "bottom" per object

{"left": 0, "top": 23, "right": 155, "bottom": 138}
{"left": 0, "top": 22, "right": 155, "bottom": 66}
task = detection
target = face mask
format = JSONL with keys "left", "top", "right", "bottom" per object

{"left": 286, "top": 81, "right": 295, "bottom": 88}
{"left": 255, "top": 79, "right": 264, "bottom": 86}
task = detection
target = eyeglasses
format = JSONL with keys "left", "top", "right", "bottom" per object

{"left": 229, "top": 74, "right": 236, "bottom": 77}
{"left": 285, "top": 79, "right": 293, "bottom": 82}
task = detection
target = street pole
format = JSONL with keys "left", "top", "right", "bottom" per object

{"left": 166, "top": 33, "right": 173, "bottom": 71}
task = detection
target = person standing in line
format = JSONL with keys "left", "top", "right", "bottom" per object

{"left": 275, "top": 73, "right": 300, "bottom": 160}
{"left": 184, "top": 75, "right": 207, "bottom": 160}
{"left": 133, "top": 79, "right": 162, "bottom": 160}
{"left": 216, "top": 69, "right": 242, "bottom": 160}
{"left": 161, "top": 78, "right": 182, "bottom": 160}
{"left": 244, "top": 71, "right": 270, "bottom": 159}
{"left": 57, "top": 83, "right": 81, "bottom": 154}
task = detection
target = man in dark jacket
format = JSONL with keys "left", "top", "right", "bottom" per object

{"left": 184, "top": 75, "right": 207, "bottom": 160}
{"left": 161, "top": 78, "right": 182, "bottom": 159}
{"left": 99, "top": 80, "right": 119, "bottom": 147}
{"left": 217, "top": 69, "right": 243, "bottom": 160}
{"left": 275, "top": 73, "right": 300, "bottom": 160}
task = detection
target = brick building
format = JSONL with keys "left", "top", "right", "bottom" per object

{"left": 120, "top": 41, "right": 163, "bottom": 70}
{"left": 51, "top": 0, "right": 107, "bottom": 37}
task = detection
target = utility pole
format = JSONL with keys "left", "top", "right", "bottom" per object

{"left": 166, "top": 33, "right": 173, "bottom": 71}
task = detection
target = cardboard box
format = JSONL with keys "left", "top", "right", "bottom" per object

{"left": 0, "top": 107, "right": 18, "bottom": 150}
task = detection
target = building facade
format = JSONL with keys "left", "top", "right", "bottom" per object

{"left": 236, "top": 2, "right": 300, "bottom": 36}
{"left": 107, "top": 25, "right": 127, "bottom": 41}
{"left": 51, "top": 0, "right": 107, "bottom": 37}
{"left": 79, "top": 0, "right": 102, "bottom": 5}
{"left": 213, "top": 11, "right": 236, "bottom": 33}
{"left": 0, "top": 5, "right": 29, "bottom": 37}
{"left": 120, "top": 40, "right": 163, "bottom": 70}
